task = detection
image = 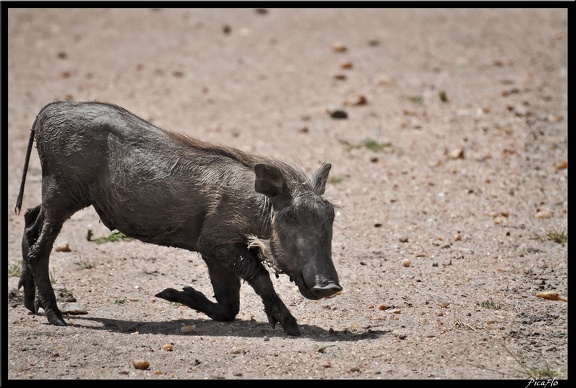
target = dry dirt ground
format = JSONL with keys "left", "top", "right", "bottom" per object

{"left": 4, "top": 7, "right": 568, "bottom": 381}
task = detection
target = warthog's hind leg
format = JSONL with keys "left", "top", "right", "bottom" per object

{"left": 19, "top": 205, "right": 42, "bottom": 313}
{"left": 20, "top": 177, "right": 87, "bottom": 326}
{"left": 20, "top": 203, "right": 67, "bottom": 326}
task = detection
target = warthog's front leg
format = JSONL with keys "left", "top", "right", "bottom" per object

{"left": 156, "top": 258, "right": 241, "bottom": 322}
{"left": 157, "top": 246, "right": 300, "bottom": 336}
{"left": 229, "top": 247, "right": 300, "bottom": 336}
{"left": 246, "top": 269, "right": 300, "bottom": 336}
{"left": 230, "top": 247, "right": 300, "bottom": 336}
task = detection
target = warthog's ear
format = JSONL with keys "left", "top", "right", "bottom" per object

{"left": 312, "top": 163, "right": 331, "bottom": 195}
{"left": 254, "top": 164, "right": 289, "bottom": 202}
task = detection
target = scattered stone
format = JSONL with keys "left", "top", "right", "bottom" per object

{"left": 547, "top": 114, "right": 564, "bottom": 122}
{"left": 329, "top": 110, "right": 348, "bottom": 119}
{"left": 374, "top": 75, "right": 392, "bottom": 85}
{"left": 447, "top": 148, "right": 465, "bottom": 159}
{"left": 536, "top": 291, "right": 567, "bottom": 302}
{"left": 555, "top": 160, "right": 567, "bottom": 170}
{"left": 340, "top": 60, "right": 353, "bottom": 69}
{"left": 535, "top": 209, "right": 553, "bottom": 219}
{"left": 54, "top": 242, "right": 71, "bottom": 252}
{"left": 230, "top": 346, "right": 246, "bottom": 355}
{"left": 344, "top": 95, "right": 368, "bottom": 106}
{"left": 132, "top": 360, "right": 150, "bottom": 370}
{"left": 181, "top": 325, "right": 196, "bottom": 333}
{"left": 332, "top": 42, "right": 347, "bottom": 52}
{"left": 59, "top": 302, "right": 87, "bottom": 315}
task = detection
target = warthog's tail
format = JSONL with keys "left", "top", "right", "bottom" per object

{"left": 15, "top": 128, "right": 36, "bottom": 215}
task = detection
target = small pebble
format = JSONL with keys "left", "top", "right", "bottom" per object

{"left": 332, "top": 42, "right": 348, "bottom": 52}
{"left": 329, "top": 110, "right": 348, "bottom": 119}
{"left": 181, "top": 325, "right": 196, "bottom": 333}
{"left": 59, "top": 303, "right": 88, "bottom": 315}
{"left": 344, "top": 95, "right": 368, "bottom": 106}
{"left": 447, "top": 148, "right": 465, "bottom": 159}
{"left": 555, "top": 160, "right": 567, "bottom": 170}
{"left": 340, "top": 60, "right": 353, "bottom": 69}
{"left": 54, "top": 243, "right": 71, "bottom": 252}
{"left": 132, "top": 360, "right": 150, "bottom": 370}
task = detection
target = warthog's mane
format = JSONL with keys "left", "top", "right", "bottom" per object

{"left": 165, "top": 130, "right": 262, "bottom": 167}
{"left": 165, "top": 130, "right": 319, "bottom": 195}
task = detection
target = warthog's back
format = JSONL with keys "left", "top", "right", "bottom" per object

{"left": 34, "top": 101, "right": 166, "bottom": 183}
{"left": 32, "top": 101, "right": 269, "bottom": 248}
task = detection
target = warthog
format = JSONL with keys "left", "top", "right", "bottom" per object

{"left": 15, "top": 101, "right": 342, "bottom": 336}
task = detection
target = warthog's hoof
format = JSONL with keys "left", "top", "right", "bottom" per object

{"left": 46, "top": 309, "right": 67, "bottom": 326}
{"left": 155, "top": 288, "right": 180, "bottom": 303}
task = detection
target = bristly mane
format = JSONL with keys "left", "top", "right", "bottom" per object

{"left": 165, "top": 130, "right": 261, "bottom": 169}
{"left": 164, "top": 130, "right": 315, "bottom": 193}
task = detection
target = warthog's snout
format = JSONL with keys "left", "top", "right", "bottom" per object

{"left": 290, "top": 272, "right": 342, "bottom": 300}
{"left": 311, "top": 281, "right": 342, "bottom": 298}
{"left": 296, "top": 259, "right": 342, "bottom": 300}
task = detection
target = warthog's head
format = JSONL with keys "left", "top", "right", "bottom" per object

{"left": 252, "top": 162, "right": 342, "bottom": 300}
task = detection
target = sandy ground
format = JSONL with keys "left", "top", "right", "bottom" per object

{"left": 4, "top": 7, "right": 568, "bottom": 380}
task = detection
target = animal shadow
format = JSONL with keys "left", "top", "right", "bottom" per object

{"left": 67, "top": 315, "right": 389, "bottom": 341}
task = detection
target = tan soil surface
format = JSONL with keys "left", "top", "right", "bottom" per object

{"left": 5, "top": 8, "right": 568, "bottom": 380}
